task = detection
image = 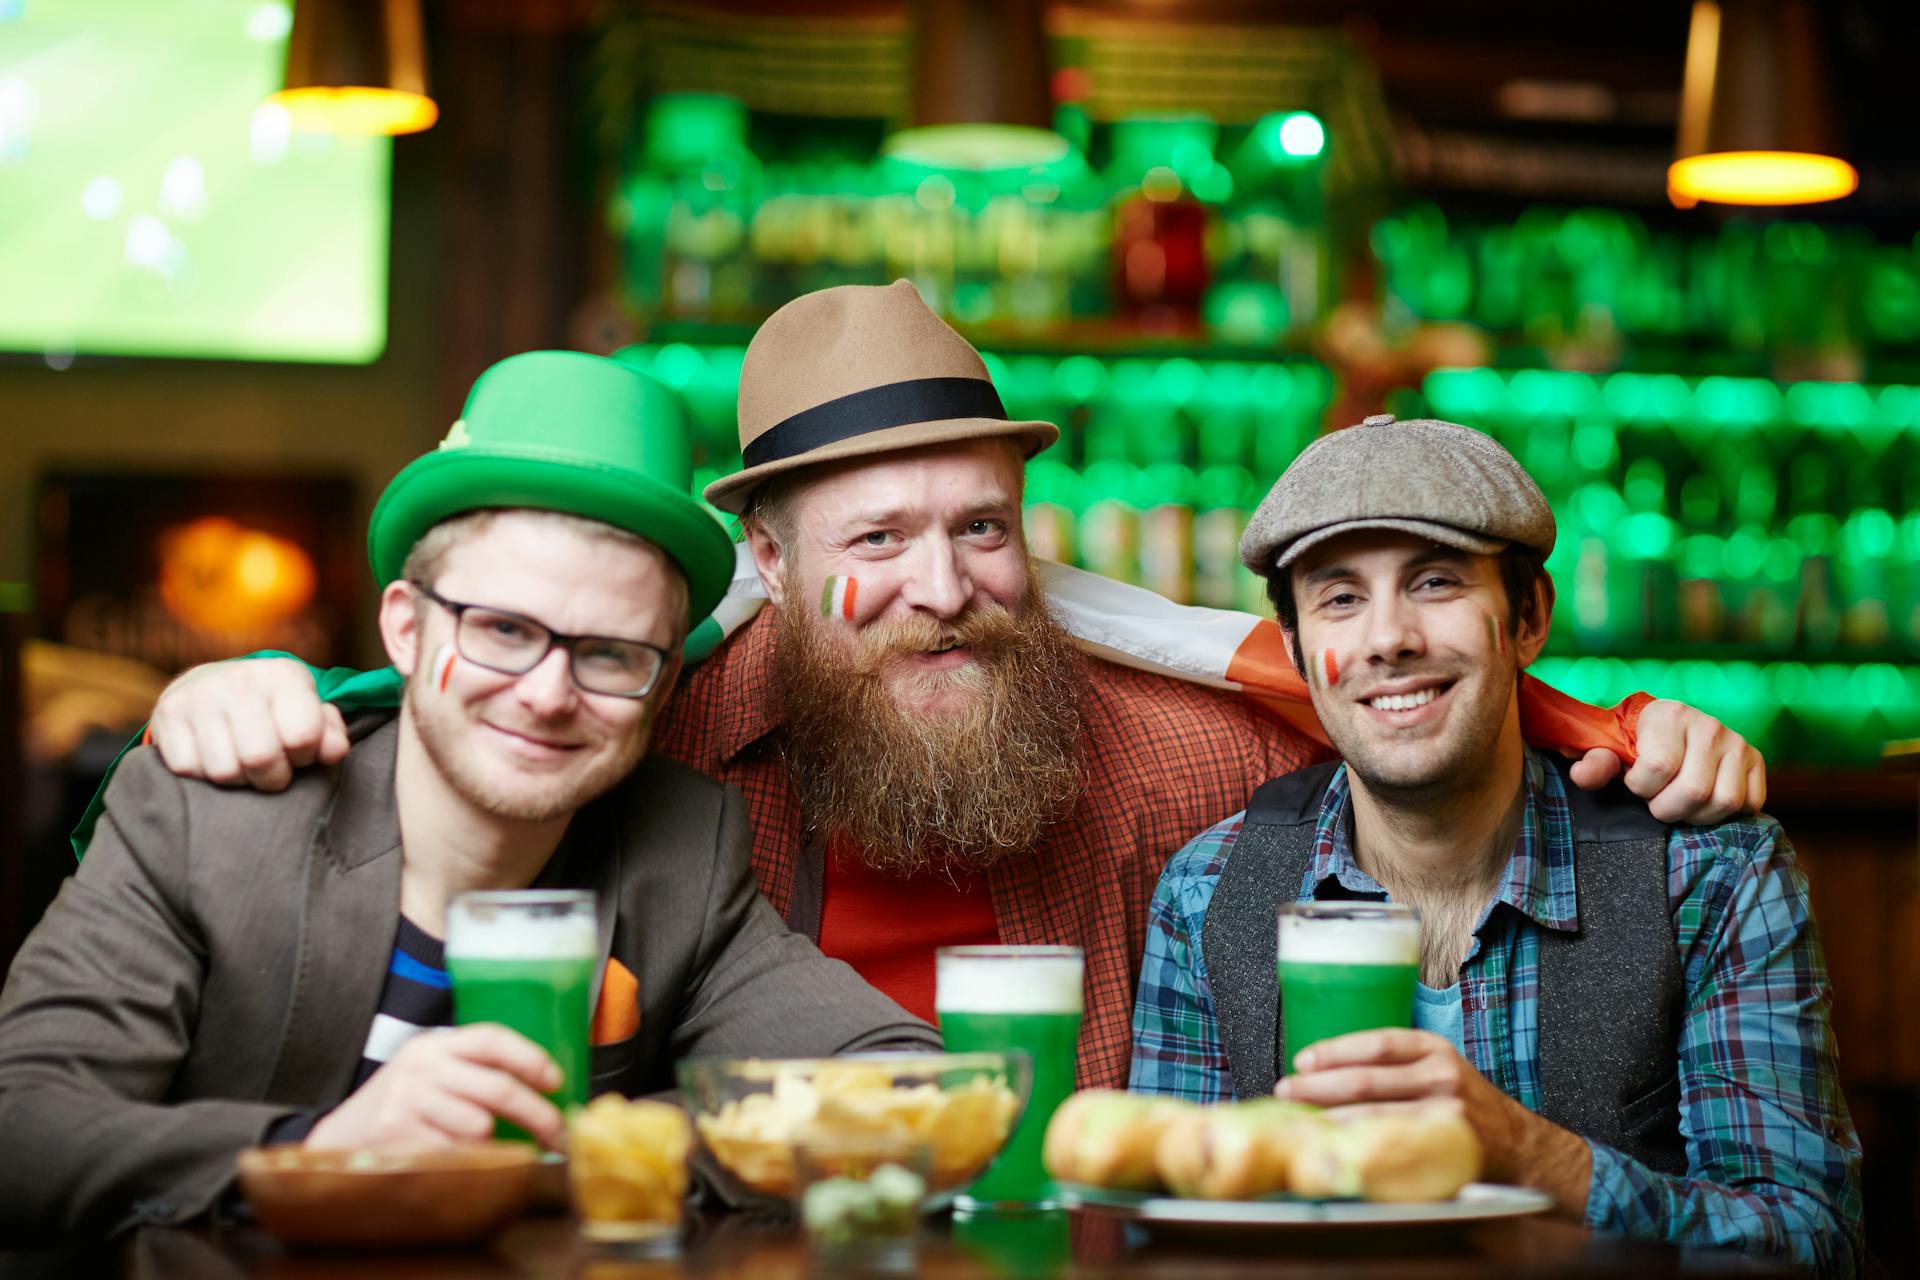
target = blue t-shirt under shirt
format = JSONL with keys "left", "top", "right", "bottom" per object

{"left": 1412, "top": 980, "right": 1465, "bottom": 1056}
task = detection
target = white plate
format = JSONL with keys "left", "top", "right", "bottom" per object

{"left": 1059, "top": 1181, "right": 1554, "bottom": 1227}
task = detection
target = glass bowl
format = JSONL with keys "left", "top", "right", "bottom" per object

{"left": 676, "top": 1052, "right": 1030, "bottom": 1207}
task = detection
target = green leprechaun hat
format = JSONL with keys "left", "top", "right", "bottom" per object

{"left": 368, "top": 350, "right": 735, "bottom": 624}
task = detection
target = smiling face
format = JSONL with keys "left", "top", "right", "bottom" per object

{"left": 746, "top": 437, "right": 1033, "bottom": 718}
{"left": 382, "top": 510, "right": 686, "bottom": 823}
{"left": 742, "top": 438, "right": 1086, "bottom": 871}
{"left": 1285, "top": 531, "right": 1550, "bottom": 798}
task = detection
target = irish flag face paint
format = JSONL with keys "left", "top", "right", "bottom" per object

{"left": 431, "top": 643, "right": 458, "bottom": 693}
{"left": 820, "top": 575, "right": 859, "bottom": 622}
{"left": 1484, "top": 610, "right": 1509, "bottom": 657}
{"left": 1310, "top": 648, "right": 1340, "bottom": 691}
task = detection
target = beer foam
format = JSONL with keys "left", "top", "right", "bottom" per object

{"left": 1278, "top": 914, "right": 1419, "bottom": 966}
{"left": 934, "top": 953, "right": 1084, "bottom": 1014}
{"left": 444, "top": 910, "right": 598, "bottom": 961}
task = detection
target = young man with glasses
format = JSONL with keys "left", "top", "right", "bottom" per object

{"left": 0, "top": 352, "right": 936, "bottom": 1238}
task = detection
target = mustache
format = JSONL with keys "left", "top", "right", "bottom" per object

{"left": 841, "top": 601, "right": 1024, "bottom": 676}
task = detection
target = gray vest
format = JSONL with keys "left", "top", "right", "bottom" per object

{"left": 1201, "top": 761, "right": 1687, "bottom": 1176}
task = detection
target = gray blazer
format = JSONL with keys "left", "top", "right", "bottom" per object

{"left": 0, "top": 716, "right": 937, "bottom": 1236}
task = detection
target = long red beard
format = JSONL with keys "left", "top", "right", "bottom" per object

{"left": 773, "top": 581, "right": 1085, "bottom": 876}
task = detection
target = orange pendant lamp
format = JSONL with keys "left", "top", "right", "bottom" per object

{"left": 1669, "top": 0, "right": 1855, "bottom": 206}
{"left": 266, "top": 0, "right": 438, "bottom": 137}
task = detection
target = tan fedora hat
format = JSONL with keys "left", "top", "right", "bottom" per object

{"left": 702, "top": 280, "right": 1059, "bottom": 514}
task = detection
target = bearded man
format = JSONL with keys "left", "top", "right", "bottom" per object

{"left": 118, "top": 283, "right": 1766, "bottom": 1090}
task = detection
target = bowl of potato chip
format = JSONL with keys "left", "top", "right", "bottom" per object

{"left": 677, "top": 1053, "right": 1028, "bottom": 1206}
{"left": 569, "top": 1095, "right": 694, "bottom": 1242}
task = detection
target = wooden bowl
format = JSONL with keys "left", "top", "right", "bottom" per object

{"left": 234, "top": 1143, "right": 539, "bottom": 1249}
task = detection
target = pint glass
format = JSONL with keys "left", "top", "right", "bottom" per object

{"left": 445, "top": 889, "right": 598, "bottom": 1142}
{"left": 935, "top": 945, "right": 1084, "bottom": 1212}
{"left": 1276, "top": 901, "right": 1419, "bottom": 1074}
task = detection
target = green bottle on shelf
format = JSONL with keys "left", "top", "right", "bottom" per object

{"left": 1079, "top": 461, "right": 1144, "bottom": 586}
{"left": 1139, "top": 462, "right": 1197, "bottom": 604}
{"left": 1023, "top": 460, "right": 1082, "bottom": 568}
{"left": 1195, "top": 465, "right": 1256, "bottom": 610}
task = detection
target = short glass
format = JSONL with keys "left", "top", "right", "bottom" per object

{"left": 935, "top": 946, "right": 1084, "bottom": 1213}
{"left": 795, "top": 1135, "right": 930, "bottom": 1272}
{"left": 568, "top": 1094, "right": 691, "bottom": 1246}
{"left": 445, "top": 889, "right": 597, "bottom": 1143}
{"left": 1276, "top": 901, "right": 1420, "bottom": 1074}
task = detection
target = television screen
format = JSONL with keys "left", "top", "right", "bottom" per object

{"left": 0, "top": 0, "right": 391, "bottom": 363}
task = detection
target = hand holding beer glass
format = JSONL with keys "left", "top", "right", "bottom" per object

{"left": 1277, "top": 902, "right": 1420, "bottom": 1074}
{"left": 445, "top": 890, "right": 598, "bottom": 1145}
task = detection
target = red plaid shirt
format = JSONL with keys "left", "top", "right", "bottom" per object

{"left": 650, "top": 609, "right": 1327, "bottom": 1090}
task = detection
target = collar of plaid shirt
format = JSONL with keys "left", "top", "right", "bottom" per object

{"left": 1307, "top": 751, "right": 1582, "bottom": 938}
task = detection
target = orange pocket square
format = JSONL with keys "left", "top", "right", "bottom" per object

{"left": 591, "top": 957, "right": 640, "bottom": 1045}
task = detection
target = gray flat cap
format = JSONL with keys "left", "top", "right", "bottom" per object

{"left": 1239, "top": 414, "right": 1555, "bottom": 573}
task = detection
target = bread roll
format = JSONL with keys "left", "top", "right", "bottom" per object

{"left": 1042, "top": 1090, "right": 1193, "bottom": 1190}
{"left": 1286, "top": 1101, "right": 1482, "bottom": 1202}
{"left": 1153, "top": 1099, "right": 1323, "bottom": 1200}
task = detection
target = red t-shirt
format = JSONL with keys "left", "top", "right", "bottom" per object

{"left": 815, "top": 843, "right": 1000, "bottom": 1024}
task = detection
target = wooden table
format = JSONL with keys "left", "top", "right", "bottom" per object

{"left": 4, "top": 1209, "right": 1798, "bottom": 1278}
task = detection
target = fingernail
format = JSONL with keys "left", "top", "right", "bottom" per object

{"left": 1295, "top": 1051, "right": 1316, "bottom": 1071}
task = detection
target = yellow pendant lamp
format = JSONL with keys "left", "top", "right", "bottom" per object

{"left": 1669, "top": 0, "right": 1855, "bottom": 206}
{"left": 266, "top": 0, "right": 438, "bottom": 137}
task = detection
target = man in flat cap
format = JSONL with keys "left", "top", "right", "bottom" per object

{"left": 121, "top": 285, "right": 1764, "bottom": 1091}
{"left": 1129, "top": 416, "right": 1861, "bottom": 1273}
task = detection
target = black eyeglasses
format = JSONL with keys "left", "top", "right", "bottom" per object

{"left": 410, "top": 582, "right": 671, "bottom": 699}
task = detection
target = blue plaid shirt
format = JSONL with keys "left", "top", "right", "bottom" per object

{"left": 1129, "top": 751, "right": 1863, "bottom": 1275}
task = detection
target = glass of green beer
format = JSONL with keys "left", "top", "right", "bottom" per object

{"left": 1277, "top": 901, "right": 1420, "bottom": 1074}
{"left": 935, "top": 945, "right": 1084, "bottom": 1213}
{"left": 445, "top": 889, "right": 598, "bottom": 1144}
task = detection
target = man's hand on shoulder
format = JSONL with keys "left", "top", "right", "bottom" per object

{"left": 149, "top": 658, "right": 346, "bottom": 791}
{"left": 1564, "top": 699, "right": 1764, "bottom": 825}
{"left": 305, "top": 1025, "right": 565, "bottom": 1151}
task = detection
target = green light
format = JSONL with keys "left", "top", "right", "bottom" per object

{"left": 650, "top": 342, "right": 705, "bottom": 389}
{"left": 1204, "top": 280, "right": 1287, "bottom": 340}
{"left": 1649, "top": 375, "right": 1692, "bottom": 423}
{"left": 1678, "top": 534, "right": 1724, "bottom": 579}
{"left": 1248, "top": 364, "right": 1295, "bottom": 407}
{"left": 1603, "top": 374, "right": 1647, "bottom": 420}
{"left": 1624, "top": 458, "right": 1667, "bottom": 513}
{"left": 1763, "top": 538, "right": 1801, "bottom": 583}
{"left": 1696, "top": 376, "right": 1738, "bottom": 423}
{"left": 1111, "top": 358, "right": 1155, "bottom": 405}
{"left": 1571, "top": 424, "right": 1618, "bottom": 473}
{"left": 1263, "top": 111, "right": 1326, "bottom": 160}
{"left": 1110, "top": 117, "right": 1218, "bottom": 189}
{"left": 646, "top": 94, "right": 748, "bottom": 171}
{"left": 1843, "top": 509, "right": 1897, "bottom": 558}
{"left": 883, "top": 124, "right": 1070, "bottom": 172}
{"left": 1621, "top": 513, "right": 1674, "bottom": 559}
{"left": 1508, "top": 369, "right": 1553, "bottom": 419}
{"left": 1053, "top": 355, "right": 1105, "bottom": 403}
{"left": 1154, "top": 358, "right": 1204, "bottom": 405}
{"left": 1786, "top": 513, "right": 1837, "bottom": 555}
{"left": 1722, "top": 531, "right": 1766, "bottom": 579}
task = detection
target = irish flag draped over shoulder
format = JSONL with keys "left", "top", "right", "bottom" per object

{"left": 689, "top": 546, "right": 1644, "bottom": 763}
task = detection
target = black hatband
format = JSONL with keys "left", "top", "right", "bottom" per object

{"left": 741, "top": 377, "right": 1009, "bottom": 469}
